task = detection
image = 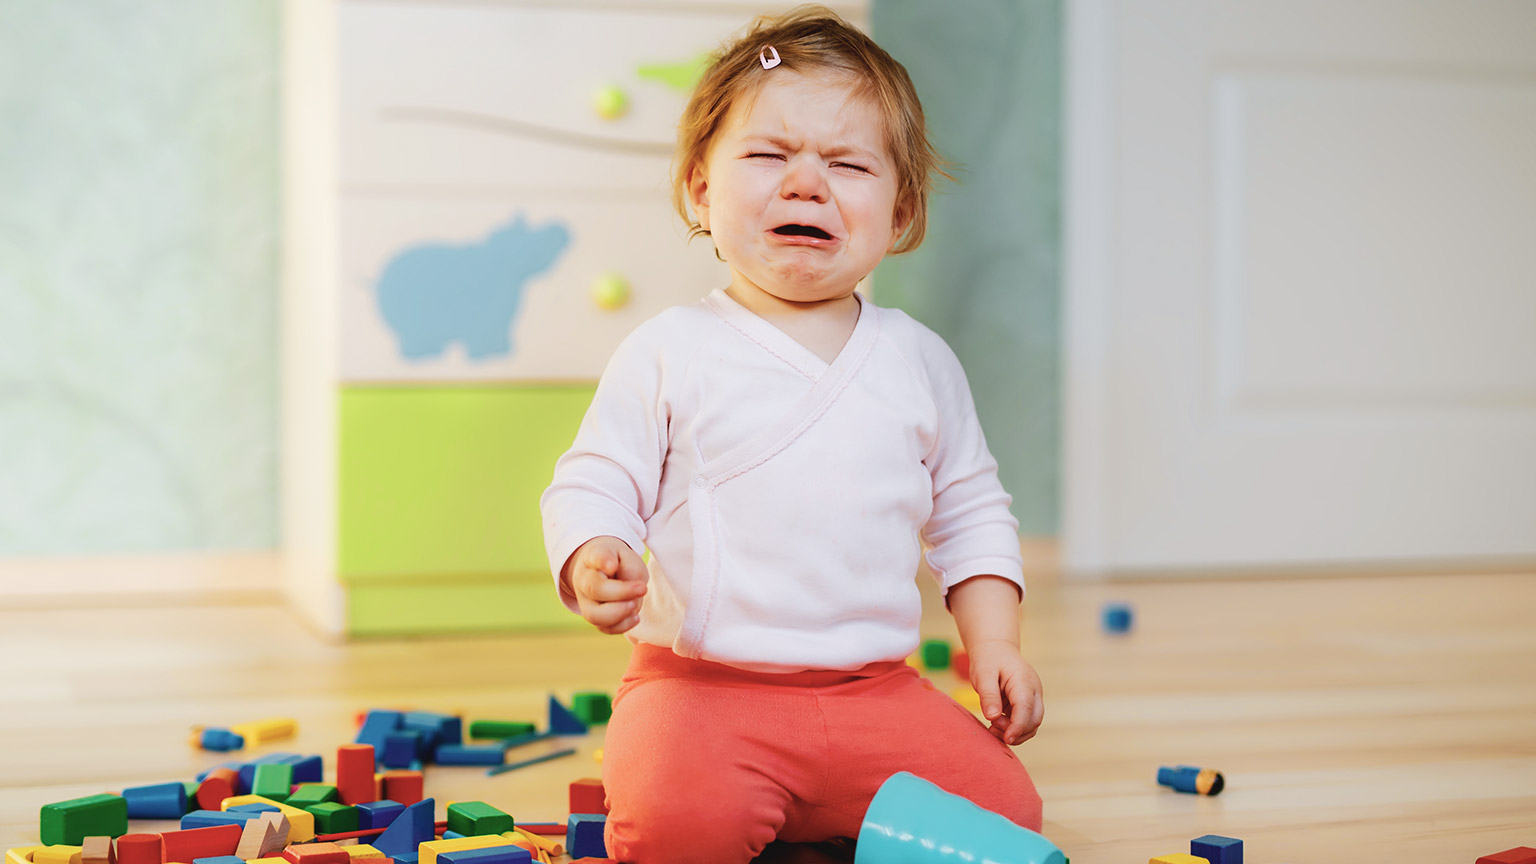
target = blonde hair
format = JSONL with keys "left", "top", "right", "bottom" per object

{"left": 671, "top": 5, "right": 947, "bottom": 254}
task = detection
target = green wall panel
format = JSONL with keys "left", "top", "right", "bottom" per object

{"left": 339, "top": 385, "right": 594, "bottom": 579}
{"left": 872, "top": 0, "right": 1062, "bottom": 534}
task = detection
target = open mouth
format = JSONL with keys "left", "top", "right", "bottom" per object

{"left": 772, "top": 224, "right": 834, "bottom": 241}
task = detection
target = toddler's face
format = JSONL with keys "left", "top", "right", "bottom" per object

{"left": 688, "top": 69, "right": 905, "bottom": 308}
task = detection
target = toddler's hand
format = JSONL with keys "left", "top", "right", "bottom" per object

{"left": 968, "top": 640, "right": 1045, "bottom": 746}
{"left": 565, "top": 536, "right": 648, "bottom": 635}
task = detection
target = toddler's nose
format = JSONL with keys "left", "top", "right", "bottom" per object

{"left": 780, "top": 157, "right": 829, "bottom": 203}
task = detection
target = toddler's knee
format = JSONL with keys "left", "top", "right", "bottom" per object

{"left": 604, "top": 805, "right": 778, "bottom": 864}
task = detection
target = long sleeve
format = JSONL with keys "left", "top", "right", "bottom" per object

{"left": 916, "top": 331, "right": 1025, "bottom": 596}
{"left": 540, "top": 325, "right": 671, "bottom": 612}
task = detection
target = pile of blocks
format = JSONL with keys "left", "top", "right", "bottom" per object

{"left": 10, "top": 696, "right": 616, "bottom": 864}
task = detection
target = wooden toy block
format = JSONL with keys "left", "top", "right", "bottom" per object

{"left": 342, "top": 846, "right": 385, "bottom": 860}
{"left": 256, "top": 811, "right": 291, "bottom": 854}
{"left": 122, "top": 784, "right": 188, "bottom": 820}
{"left": 952, "top": 650, "right": 970, "bottom": 680}
{"left": 40, "top": 795, "right": 129, "bottom": 846}
{"left": 160, "top": 824, "right": 242, "bottom": 863}
{"left": 238, "top": 755, "right": 301, "bottom": 795}
{"left": 564, "top": 816, "right": 605, "bottom": 861}
{"left": 281, "top": 844, "right": 349, "bottom": 864}
{"left": 231, "top": 718, "right": 298, "bottom": 746}
{"left": 355, "top": 801, "right": 404, "bottom": 831}
{"left": 196, "top": 770, "right": 240, "bottom": 812}
{"left": 567, "top": 779, "right": 607, "bottom": 816}
{"left": 1190, "top": 834, "right": 1242, "bottom": 864}
{"left": 1478, "top": 849, "right": 1536, "bottom": 864}
{"left": 6, "top": 847, "right": 44, "bottom": 864}
{"left": 1102, "top": 602, "right": 1134, "bottom": 634}
{"left": 196, "top": 728, "right": 245, "bottom": 752}
{"left": 248, "top": 858, "right": 290, "bottom": 864}
{"left": 379, "top": 772, "right": 423, "bottom": 807}
{"left": 437, "top": 848, "right": 530, "bottom": 864}
{"left": 570, "top": 693, "right": 612, "bottom": 726}
{"left": 1157, "top": 765, "right": 1225, "bottom": 795}
{"left": 417, "top": 837, "right": 516, "bottom": 864}
{"left": 112, "top": 835, "right": 162, "bottom": 864}
{"left": 545, "top": 697, "right": 587, "bottom": 736}
{"left": 218, "top": 797, "right": 312, "bottom": 843}
{"left": 401, "top": 712, "right": 462, "bottom": 754}
{"left": 1149, "top": 856, "right": 1208, "bottom": 864}
{"left": 336, "top": 745, "right": 378, "bottom": 806}
{"left": 507, "top": 830, "right": 560, "bottom": 859}
{"left": 949, "top": 686, "right": 983, "bottom": 714}
{"left": 355, "top": 711, "right": 405, "bottom": 754}
{"left": 466, "top": 722, "right": 534, "bottom": 741}
{"left": 308, "top": 804, "right": 360, "bottom": 836}
{"left": 190, "top": 856, "right": 245, "bottom": 864}
{"left": 179, "top": 812, "right": 255, "bottom": 832}
{"left": 433, "top": 746, "right": 505, "bottom": 766}
{"left": 919, "top": 638, "right": 951, "bottom": 670}
{"left": 371, "top": 799, "right": 435, "bottom": 863}
{"left": 445, "top": 803, "right": 513, "bottom": 838}
{"left": 251, "top": 765, "right": 294, "bottom": 803}
{"left": 286, "top": 785, "right": 339, "bottom": 809}
{"left": 235, "top": 819, "right": 276, "bottom": 861}
{"left": 80, "top": 837, "right": 111, "bottom": 864}
{"left": 381, "top": 732, "right": 422, "bottom": 769}
{"left": 32, "top": 847, "right": 82, "bottom": 864}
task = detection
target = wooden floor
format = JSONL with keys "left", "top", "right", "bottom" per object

{"left": 3, "top": 566, "right": 1535, "bottom": 863}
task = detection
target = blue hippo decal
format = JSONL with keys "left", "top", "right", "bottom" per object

{"left": 377, "top": 214, "right": 570, "bottom": 360}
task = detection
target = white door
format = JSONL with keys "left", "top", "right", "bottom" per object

{"left": 1063, "top": 0, "right": 1536, "bottom": 574}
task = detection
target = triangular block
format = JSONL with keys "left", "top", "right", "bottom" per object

{"left": 547, "top": 695, "right": 588, "bottom": 736}
{"left": 373, "top": 798, "right": 435, "bottom": 860}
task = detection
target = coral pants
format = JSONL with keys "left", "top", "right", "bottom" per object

{"left": 601, "top": 644, "right": 1042, "bottom": 864}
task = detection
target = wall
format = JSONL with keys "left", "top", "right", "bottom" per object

{"left": 0, "top": 1, "right": 280, "bottom": 555}
{"left": 871, "top": 0, "right": 1063, "bottom": 535}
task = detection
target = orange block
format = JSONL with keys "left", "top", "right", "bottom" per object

{"left": 282, "top": 844, "right": 349, "bottom": 864}
{"left": 196, "top": 769, "right": 239, "bottom": 812}
{"left": 161, "top": 825, "right": 240, "bottom": 863}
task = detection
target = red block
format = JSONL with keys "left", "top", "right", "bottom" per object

{"left": 281, "top": 842, "right": 350, "bottom": 864}
{"left": 115, "top": 834, "right": 163, "bottom": 864}
{"left": 568, "top": 778, "right": 608, "bottom": 816}
{"left": 161, "top": 824, "right": 241, "bottom": 862}
{"left": 1478, "top": 848, "right": 1536, "bottom": 864}
{"left": 953, "top": 651, "right": 970, "bottom": 680}
{"left": 196, "top": 768, "right": 239, "bottom": 811}
{"left": 336, "top": 744, "right": 377, "bottom": 806}
{"left": 380, "top": 770, "right": 423, "bottom": 807}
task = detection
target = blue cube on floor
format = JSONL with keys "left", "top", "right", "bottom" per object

{"left": 123, "top": 782, "right": 188, "bottom": 819}
{"left": 567, "top": 813, "right": 607, "bottom": 859}
{"left": 1192, "top": 834, "right": 1243, "bottom": 864}
{"left": 357, "top": 799, "right": 404, "bottom": 830}
{"left": 439, "top": 847, "right": 531, "bottom": 864}
{"left": 383, "top": 731, "right": 421, "bottom": 768}
{"left": 1102, "top": 602, "right": 1134, "bottom": 634}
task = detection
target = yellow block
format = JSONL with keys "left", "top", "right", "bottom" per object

{"left": 219, "top": 795, "right": 316, "bottom": 842}
{"left": 248, "top": 858, "right": 289, "bottom": 864}
{"left": 344, "top": 846, "right": 385, "bottom": 860}
{"left": 417, "top": 837, "right": 517, "bottom": 864}
{"left": 1150, "top": 855, "right": 1209, "bottom": 864}
{"left": 32, "top": 848, "right": 80, "bottom": 864}
{"left": 6, "top": 847, "right": 42, "bottom": 864}
{"left": 231, "top": 718, "right": 298, "bottom": 745}
{"left": 949, "top": 685, "right": 983, "bottom": 713}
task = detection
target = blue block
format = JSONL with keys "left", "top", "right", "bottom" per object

{"left": 199, "top": 728, "right": 245, "bottom": 751}
{"left": 402, "top": 711, "right": 462, "bottom": 757}
{"left": 440, "top": 830, "right": 465, "bottom": 840}
{"left": 289, "top": 754, "right": 324, "bottom": 784}
{"left": 439, "top": 847, "right": 531, "bottom": 864}
{"left": 382, "top": 731, "right": 422, "bottom": 769}
{"left": 1102, "top": 602, "right": 1134, "bottom": 634}
{"left": 356, "top": 709, "right": 404, "bottom": 752}
{"left": 547, "top": 695, "right": 588, "bottom": 736}
{"left": 1192, "top": 834, "right": 1243, "bottom": 864}
{"left": 123, "top": 782, "right": 188, "bottom": 819}
{"left": 356, "top": 800, "right": 404, "bottom": 830}
{"left": 374, "top": 798, "right": 435, "bottom": 861}
{"left": 193, "top": 857, "right": 247, "bottom": 864}
{"left": 566, "top": 814, "right": 606, "bottom": 859}
{"left": 238, "top": 753, "right": 300, "bottom": 793}
{"left": 228, "top": 803, "right": 280, "bottom": 815}
{"left": 181, "top": 810, "right": 259, "bottom": 830}
{"left": 433, "top": 745, "right": 505, "bottom": 766}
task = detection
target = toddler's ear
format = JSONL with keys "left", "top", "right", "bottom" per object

{"left": 889, "top": 199, "right": 914, "bottom": 250}
{"left": 687, "top": 164, "right": 712, "bottom": 231}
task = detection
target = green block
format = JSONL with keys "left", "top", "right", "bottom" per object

{"left": 571, "top": 692, "right": 613, "bottom": 725}
{"left": 468, "top": 720, "right": 536, "bottom": 740}
{"left": 40, "top": 794, "right": 128, "bottom": 845}
{"left": 251, "top": 763, "right": 293, "bottom": 802}
{"left": 307, "top": 802, "right": 358, "bottom": 835}
{"left": 182, "top": 782, "right": 200, "bottom": 814}
{"left": 286, "top": 784, "right": 338, "bottom": 808}
{"left": 920, "top": 638, "right": 952, "bottom": 670}
{"left": 445, "top": 801, "right": 514, "bottom": 836}
{"left": 339, "top": 386, "right": 593, "bottom": 577}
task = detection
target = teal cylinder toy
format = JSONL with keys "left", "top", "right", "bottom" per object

{"left": 856, "top": 771, "right": 1066, "bottom": 864}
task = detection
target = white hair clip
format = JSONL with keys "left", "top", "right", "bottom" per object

{"left": 759, "top": 46, "right": 781, "bottom": 70}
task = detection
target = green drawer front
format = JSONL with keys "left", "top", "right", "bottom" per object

{"left": 339, "top": 385, "right": 594, "bottom": 579}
